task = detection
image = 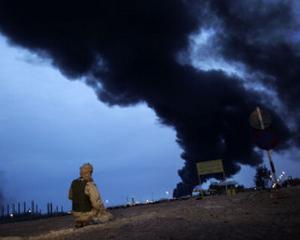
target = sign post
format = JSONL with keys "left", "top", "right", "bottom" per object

{"left": 196, "top": 159, "right": 226, "bottom": 196}
{"left": 250, "top": 107, "right": 278, "bottom": 187}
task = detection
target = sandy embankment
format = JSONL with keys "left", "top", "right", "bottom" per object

{"left": 1, "top": 187, "right": 300, "bottom": 240}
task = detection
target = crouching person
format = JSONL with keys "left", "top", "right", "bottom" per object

{"left": 68, "top": 163, "right": 114, "bottom": 228}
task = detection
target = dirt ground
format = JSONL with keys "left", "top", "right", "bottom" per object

{"left": 1, "top": 186, "right": 300, "bottom": 240}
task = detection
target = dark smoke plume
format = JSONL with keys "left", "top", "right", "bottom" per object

{"left": 0, "top": 0, "right": 299, "bottom": 197}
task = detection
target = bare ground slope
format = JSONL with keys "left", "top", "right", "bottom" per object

{"left": 1, "top": 187, "right": 300, "bottom": 240}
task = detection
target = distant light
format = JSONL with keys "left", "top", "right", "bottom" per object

{"left": 165, "top": 191, "right": 169, "bottom": 195}
{"left": 28, "top": 209, "right": 32, "bottom": 213}
{"left": 10, "top": 213, "right": 14, "bottom": 218}
{"left": 105, "top": 200, "right": 109, "bottom": 204}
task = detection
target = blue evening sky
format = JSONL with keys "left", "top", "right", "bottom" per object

{"left": 0, "top": 33, "right": 300, "bottom": 212}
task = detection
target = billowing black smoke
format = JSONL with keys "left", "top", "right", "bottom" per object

{"left": 0, "top": 0, "right": 299, "bottom": 197}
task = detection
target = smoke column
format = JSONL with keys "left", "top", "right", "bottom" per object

{"left": 0, "top": 0, "right": 299, "bottom": 196}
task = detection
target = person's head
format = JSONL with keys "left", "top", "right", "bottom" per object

{"left": 80, "top": 163, "right": 93, "bottom": 181}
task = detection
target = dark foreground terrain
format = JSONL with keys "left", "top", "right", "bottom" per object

{"left": 1, "top": 187, "right": 300, "bottom": 240}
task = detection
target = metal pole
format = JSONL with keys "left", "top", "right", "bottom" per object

{"left": 197, "top": 173, "right": 204, "bottom": 198}
{"left": 223, "top": 172, "right": 228, "bottom": 195}
{"left": 31, "top": 201, "right": 35, "bottom": 214}
{"left": 12, "top": 203, "right": 15, "bottom": 214}
{"left": 196, "top": 162, "right": 205, "bottom": 198}
{"left": 23, "top": 202, "right": 26, "bottom": 214}
{"left": 18, "top": 202, "right": 21, "bottom": 215}
{"left": 1, "top": 206, "right": 4, "bottom": 218}
{"left": 256, "top": 107, "right": 277, "bottom": 185}
{"left": 197, "top": 171, "right": 201, "bottom": 186}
